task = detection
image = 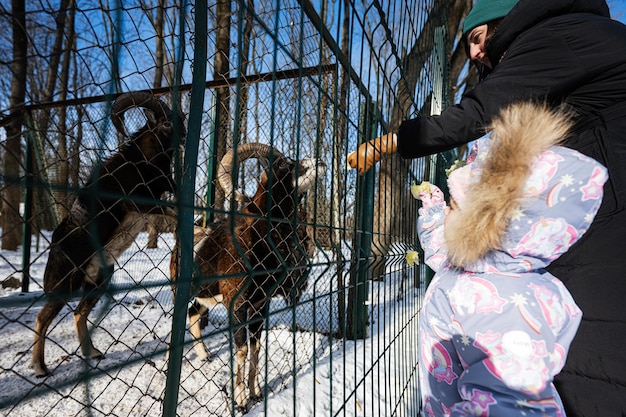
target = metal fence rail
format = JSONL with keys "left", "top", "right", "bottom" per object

{"left": 0, "top": 1, "right": 454, "bottom": 416}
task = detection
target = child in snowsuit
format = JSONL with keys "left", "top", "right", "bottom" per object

{"left": 416, "top": 102, "right": 608, "bottom": 416}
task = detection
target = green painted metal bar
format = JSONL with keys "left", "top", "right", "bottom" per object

{"left": 162, "top": 0, "right": 206, "bottom": 414}
{"left": 203, "top": 91, "right": 216, "bottom": 226}
{"left": 20, "top": 128, "right": 33, "bottom": 293}
{"left": 347, "top": 101, "right": 376, "bottom": 340}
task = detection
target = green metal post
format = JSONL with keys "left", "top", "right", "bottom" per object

{"left": 347, "top": 102, "right": 376, "bottom": 340}
{"left": 204, "top": 91, "right": 216, "bottom": 226}
{"left": 21, "top": 131, "right": 33, "bottom": 293}
{"left": 162, "top": 1, "right": 206, "bottom": 415}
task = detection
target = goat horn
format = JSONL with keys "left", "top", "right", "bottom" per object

{"left": 217, "top": 142, "right": 284, "bottom": 204}
{"left": 111, "top": 91, "right": 171, "bottom": 136}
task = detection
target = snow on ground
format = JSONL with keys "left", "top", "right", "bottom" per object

{"left": 0, "top": 231, "right": 423, "bottom": 417}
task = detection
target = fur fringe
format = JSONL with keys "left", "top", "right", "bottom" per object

{"left": 444, "top": 102, "right": 574, "bottom": 267}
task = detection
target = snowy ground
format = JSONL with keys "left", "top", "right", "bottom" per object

{"left": 0, "top": 231, "right": 423, "bottom": 417}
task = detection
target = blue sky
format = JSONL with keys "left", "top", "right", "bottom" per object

{"left": 610, "top": 0, "right": 626, "bottom": 23}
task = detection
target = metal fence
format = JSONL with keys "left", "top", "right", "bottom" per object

{"left": 0, "top": 1, "right": 456, "bottom": 416}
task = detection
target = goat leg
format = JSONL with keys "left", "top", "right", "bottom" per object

{"left": 248, "top": 309, "right": 264, "bottom": 401}
{"left": 32, "top": 299, "right": 65, "bottom": 377}
{"left": 73, "top": 282, "right": 105, "bottom": 360}
{"left": 233, "top": 308, "right": 249, "bottom": 412}
{"left": 188, "top": 300, "right": 211, "bottom": 361}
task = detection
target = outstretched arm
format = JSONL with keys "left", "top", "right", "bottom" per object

{"left": 416, "top": 183, "right": 449, "bottom": 272}
{"left": 347, "top": 133, "right": 397, "bottom": 175}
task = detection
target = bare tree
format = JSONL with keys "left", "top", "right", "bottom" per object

{"left": 150, "top": 0, "right": 167, "bottom": 88}
{"left": 1, "top": 0, "right": 27, "bottom": 251}
{"left": 211, "top": 0, "right": 231, "bottom": 215}
{"left": 55, "top": 0, "right": 76, "bottom": 219}
{"left": 235, "top": 0, "right": 254, "bottom": 197}
{"left": 69, "top": 46, "right": 84, "bottom": 194}
{"left": 28, "top": 0, "right": 72, "bottom": 231}
{"left": 238, "top": 0, "right": 254, "bottom": 138}
{"left": 143, "top": 0, "right": 168, "bottom": 249}
{"left": 337, "top": 0, "right": 351, "bottom": 338}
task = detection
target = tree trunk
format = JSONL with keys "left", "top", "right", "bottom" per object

{"left": 2, "top": 0, "right": 27, "bottom": 251}
{"left": 212, "top": 0, "right": 231, "bottom": 213}
{"left": 30, "top": 0, "right": 70, "bottom": 230}
{"left": 152, "top": 0, "right": 166, "bottom": 88}
{"left": 142, "top": 0, "right": 168, "bottom": 248}
{"left": 70, "top": 104, "right": 83, "bottom": 192}
{"left": 336, "top": 0, "right": 350, "bottom": 338}
{"left": 55, "top": 0, "right": 76, "bottom": 219}
{"left": 236, "top": 0, "right": 253, "bottom": 193}
{"left": 101, "top": 1, "right": 122, "bottom": 144}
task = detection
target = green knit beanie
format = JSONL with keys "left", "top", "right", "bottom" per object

{"left": 462, "top": 0, "right": 520, "bottom": 36}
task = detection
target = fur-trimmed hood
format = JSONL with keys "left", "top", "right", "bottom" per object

{"left": 444, "top": 102, "right": 608, "bottom": 271}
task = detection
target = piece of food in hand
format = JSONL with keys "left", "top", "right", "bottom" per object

{"left": 445, "top": 159, "right": 466, "bottom": 177}
{"left": 411, "top": 181, "right": 431, "bottom": 199}
{"left": 419, "top": 181, "right": 431, "bottom": 192}
{"left": 405, "top": 250, "right": 419, "bottom": 267}
{"left": 410, "top": 182, "right": 421, "bottom": 199}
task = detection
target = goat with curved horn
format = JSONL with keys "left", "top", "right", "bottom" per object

{"left": 111, "top": 91, "right": 173, "bottom": 137}
{"left": 217, "top": 142, "right": 284, "bottom": 204}
{"left": 170, "top": 142, "right": 325, "bottom": 411}
{"left": 32, "top": 91, "right": 184, "bottom": 378}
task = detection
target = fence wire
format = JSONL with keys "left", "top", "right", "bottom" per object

{"left": 0, "top": 1, "right": 453, "bottom": 416}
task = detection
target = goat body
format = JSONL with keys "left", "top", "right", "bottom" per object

{"left": 32, "top": 92, "right": 184, "bottom": 377}
{"left": 170, "top": 145, "right": 323, "bottom": 411}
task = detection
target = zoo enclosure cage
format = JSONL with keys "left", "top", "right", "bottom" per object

{"left": 0, "top": 1, "right": 458, "bottom": 416}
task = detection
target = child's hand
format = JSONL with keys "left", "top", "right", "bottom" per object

{"left": 417, "top": 182, "right": 446, "bottom": 210}
{"left": 410, "top": 181, "right": 431, "bottom": 199}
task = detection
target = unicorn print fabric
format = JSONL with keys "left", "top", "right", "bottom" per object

{"left": 417, "top": 103, "right": 608, "bottom": 416}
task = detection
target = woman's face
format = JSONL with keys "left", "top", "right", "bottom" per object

{"left": 466, "top": 24, "right": 492, "bottom": 69}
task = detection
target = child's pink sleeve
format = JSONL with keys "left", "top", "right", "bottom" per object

{"left": 417, "top": 203, "right": 449, "bottom": 272}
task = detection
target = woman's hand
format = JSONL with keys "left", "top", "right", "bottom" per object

{"left": 347, "top": 133, "right": 397, "bottom": 174}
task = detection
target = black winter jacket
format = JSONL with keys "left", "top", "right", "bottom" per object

{"left": 398, "top": 0, "right": 626, "bottom": 415}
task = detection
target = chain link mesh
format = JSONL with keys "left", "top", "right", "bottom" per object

{"left": 0, "top": 1, "right": 451, "bottom": 415}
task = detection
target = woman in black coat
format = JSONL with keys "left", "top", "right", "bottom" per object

{"left": 349, "top": 0, "right": 626, "bottom": 415}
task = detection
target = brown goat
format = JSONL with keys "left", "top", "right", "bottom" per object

{"left": 32, "top": 92, "right": 185, "bottom": 377}
{"left": 170, "top": 143, "right": 324, "bottom": 411}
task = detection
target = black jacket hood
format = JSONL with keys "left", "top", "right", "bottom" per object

{"left": 486, "top": 0, "right": 610, "bottom": 72}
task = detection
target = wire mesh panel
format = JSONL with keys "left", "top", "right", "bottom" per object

{"left": 0, "top": 1, "right": 454, "bottom": 416}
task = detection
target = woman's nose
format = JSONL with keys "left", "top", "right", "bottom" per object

{"left": 469, "top": 44, "right": 481, "bottom": 61}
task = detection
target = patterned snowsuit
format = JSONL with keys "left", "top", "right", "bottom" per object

{"left": 418, "top": 133, "right": 607, "bottom": 416}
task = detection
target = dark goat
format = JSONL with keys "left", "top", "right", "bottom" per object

{"left": 32, "top": 91, "right": 185, "bottom": 377}
{"left": 170, "top": 142, "right": 325, "bottom": 411}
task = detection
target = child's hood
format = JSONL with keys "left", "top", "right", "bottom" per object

{"left": 444, "top": 102, "right": 608, "bottom": 272}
